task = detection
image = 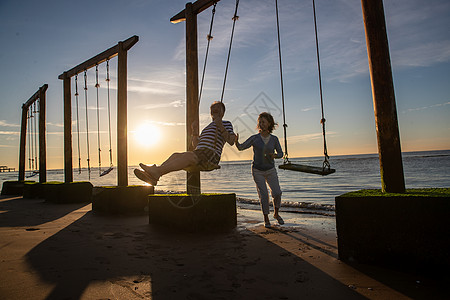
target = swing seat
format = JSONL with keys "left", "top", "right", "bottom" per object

{"left": 26, "top": 171, "right": 39, "bottom": 178}
{"left": 279, "top": 163, "right": 335, "bottom": 176}
{"left": 184, "top": 162, "right": 221, "bottom": 172}
{"left": 100, "top": 166, "right": 113, "bottom": 177}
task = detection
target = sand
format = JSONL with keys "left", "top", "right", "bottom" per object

{"left": 0, "top": 195, "right": 448, "bottom": 299}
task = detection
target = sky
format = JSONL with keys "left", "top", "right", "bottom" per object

{"left": 0, "top": 0, "right": 449, "bottom": 170}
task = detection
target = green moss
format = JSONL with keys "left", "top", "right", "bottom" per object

{"left": 340, "top": 188, "right": 450, "bottom": 198}
{"left": 97, "top": 185, "right": 147, "bottom": 189}
{"left": 41, "top": 181, "right": 91, "bottom": 185}
{"left": 41, "top": 181, "right": 64, "bottom": 185}
{"left": 23, "top": 181, "right": 39, "bottom": 186}
{"left": 152, "top": 193, "right": 233, "bottom": 197}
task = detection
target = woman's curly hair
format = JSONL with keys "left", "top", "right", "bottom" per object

{"left": 257, "top": 112, "right": 278, "bottom": 133}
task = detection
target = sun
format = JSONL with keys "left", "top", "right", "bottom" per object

{"left": 134, "top": 123, "right": 161, "bottom": 147}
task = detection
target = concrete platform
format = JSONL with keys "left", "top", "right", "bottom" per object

{"left": 0, "top": 194, "right": 449, "bottom": 299}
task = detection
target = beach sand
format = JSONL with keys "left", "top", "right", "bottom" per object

{"left": 0, "top": 195, "right": 448, "bottom": 299}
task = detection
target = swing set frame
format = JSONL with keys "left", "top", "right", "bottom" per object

{"left": 172, "top": 0, "right": 404, "bottom": 192}
{"left": 18, "top": 84, "right": 48, "bottom": 183}
{"left": 58, "top": 35, "right": 139, "bottom": 187}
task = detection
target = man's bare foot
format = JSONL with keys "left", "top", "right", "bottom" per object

{"left": 139, "top": 163, "right": 160, "bottom": 181}
{"left": 134, "top": 169, "right": 158, "bottom": 186}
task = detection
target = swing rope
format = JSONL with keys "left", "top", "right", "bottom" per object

{"left": 275, "top": 0, "right": 289, "bottom": 164}
{"left": 275, "top": 0, "right": 334, "bottom": 175}
{"left": 75, "top": 75, "right": 82, "bottom": 174}
{"left": 95, "top": 65, "right": 102, "bottom": 175}
{"left": 185, "top": 1, "right": 240, "bottom": 173}
{"left": 312, "top": 0, "right": 330, "bottom": 170}
{"left": 198, "top": 2, "right": 217, "bottom": 105}
{"left": 83, "top": 70, "right": 91, "bottom": 179}
{"left": 106, "top": 60, "right": 113, "bottom": 168}
{"left": 99, "top": 60, "right": 114, "bottom": 177}
{"left": 33, "top": 101, "right": 38, "bottom": 171}
{"left": 220, "top": 0, "right": 240, "bottom": 103}
{"left": 27, "top": 108, "right": 32, "bottom": 171}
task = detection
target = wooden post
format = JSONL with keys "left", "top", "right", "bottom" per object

{"left": 58, "top": 36, "right": 138, "bottom": 187}
{"left": 117, "top": 42, "right": 128, "bottom": 187}
{"left": 18, "top": 105, "right": 28, "bottom": 182}
{"left": 63, "top": 73, "right": 73, "bottom": 183}
{"left": 185, "top": 2, "right": 201, "bottom": 194}
{"left": 361, "top": 0, "right": 405, "bottom": 193}
{"left": 171, "top": 1, "right": 220, "bottom": 194}
{"left": 38, "top": 85, "right": 47, "bottom": 183}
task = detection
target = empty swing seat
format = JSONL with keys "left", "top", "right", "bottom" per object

{"left": 279, "top": 163, "right": 335, "bottom": 176}
{"left": 100, "top": 166, "right": 114, "bottom": 177}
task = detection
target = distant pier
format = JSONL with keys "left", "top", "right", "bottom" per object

{"left": 0, "top": 166, "right": 15, "bottom": 172}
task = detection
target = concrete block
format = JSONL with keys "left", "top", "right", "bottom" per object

{"left": 148, "top": 193, "right": 237, "bottom": 232}
{"left": 43, "top": 181, "right": 93, "bottom": 203}
{"left": 336, "top": 189, "right": 450, "bottom": 271}
{"left": 92, "top": 185, "right": 154, "bottom": 215}
{"left": 1, "top": 180, "right": 35, "bottom": 196}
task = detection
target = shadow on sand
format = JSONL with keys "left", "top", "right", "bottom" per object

{"left": 23, "top": 211, "right": 365, "bottom": 299}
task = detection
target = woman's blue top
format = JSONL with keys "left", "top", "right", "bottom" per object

{"left": 236, "top": 133, "right": 283, "bottom": 171}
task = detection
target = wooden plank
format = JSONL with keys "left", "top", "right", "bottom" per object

{"left": 171, "top": 0, "right": 220, "bottom": 23}
{"left": 58, "top": 35, "right": 138, "bottom": 79}
{"left": 63, "top": 74, "right": 73, "bottom": 183}
{"left": 185, "top": 3, "right": 201, "bottom": 194}
{"left": 18, "top": 106, "right": 28, "bottom": 181}
{"left": 23, "top": 84, "right": 48, "bottom": 109}
{"left": 38, "top": 85, "right": 47, "bottom": 183}
{"left": 279, "top": 163, "right": 336, "bottom": 176}
{"left": 117, "top": 42, "right": 128, "bottom": 187}
{"left": 361, "top": 0, "right": 405, "bottom": 193}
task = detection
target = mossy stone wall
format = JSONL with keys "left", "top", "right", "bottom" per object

{"left": 336, "top": 188, "right": 450, "bottom": 272}
{"left": 148, "top": 193, "right": 237, "bottom": 232}
{"left": 92, "top": 185, "right": 154, "bottom": 215}
{"left": 42, "top": 182, "right": 93, "bottom": 204}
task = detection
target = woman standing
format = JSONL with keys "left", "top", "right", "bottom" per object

{"left": 235, "top": 112, "right": 284, "bottom": 228}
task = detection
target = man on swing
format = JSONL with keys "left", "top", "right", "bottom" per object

{"left": 134, "top": 101, "right": 236, "bottom": 186}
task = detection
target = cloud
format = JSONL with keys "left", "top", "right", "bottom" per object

{"left": 149, "top": 120, "right": 185, "bottom": 127}
{"left": 301, "top": 106, "right": 317, "bottom": 112}
{"left": 392, "top": 41, "right": 450, "bottom": 68}
{"left": 139, "top": 100, "right": 185, "bottom": 110}
{"left": 286, "top": 131, "right": 337, "bottom": 144}
{"left": 404, "top": 101, "right": 450, "bottom": 113}
{"left": 47, "top": 122, "right": 64, "bottom": 128}
{"left": 128, "top": 78, "right": 184, "bottom": 95}
{"left": 0, "top": 120, "right": 20, "bottom": 128}
{"left": 0, "top": 131, "right": 19, "bottom": 135}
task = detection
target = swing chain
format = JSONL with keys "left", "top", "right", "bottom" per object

{"left": 106, "top": 59, "right": 113, "bottom": 168}
{"left": 95, "top": 64, "right": 100, "bottom": 88}
{"left": 95, "top": 64, "right": 102, "bottom": 175}
{"left": 207, "top": 3, "right": 217, "bottom": 41}
{"left": 220, "top": 0, "right": 240, "bottom": 103}
{"left": 199, "top": 2, "right": 218, "bottom": 104}
{"left": 84, "top": 69, "right": 91, "bottom": 179}
{"left": 74, "top": 74, "right": 82, "bottom": 174}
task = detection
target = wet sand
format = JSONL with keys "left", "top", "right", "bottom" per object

{"left": 0, "top": 195, "right": 448, "bottom": 299}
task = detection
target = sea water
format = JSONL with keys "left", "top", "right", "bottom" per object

{"left": 1, "top": 150, "right": 449, "bottom": 214}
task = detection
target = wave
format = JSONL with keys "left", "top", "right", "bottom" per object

{"left": 237, "top": 197, "right": 335, "bottom": 217}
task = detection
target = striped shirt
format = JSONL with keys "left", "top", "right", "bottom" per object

{"left": 196, "top": 120, "right": 234, "bottom": 158}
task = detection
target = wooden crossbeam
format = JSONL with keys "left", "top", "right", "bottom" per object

{"left": 22, "top": 84, "right": 48, "bottom": 110}
{"left": 57, "top": 35, "right": 138, "bottom": 79}
{"left": 171, "top": 0, "right": 220, "bottom": 23}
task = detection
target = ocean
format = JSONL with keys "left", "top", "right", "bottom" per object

{"left": 1, "top": 150, "right": 449, "bottom": 215}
